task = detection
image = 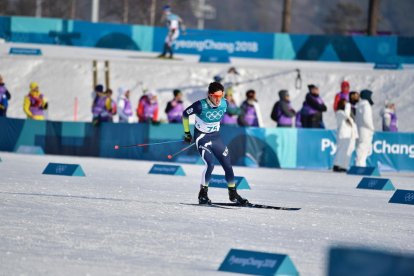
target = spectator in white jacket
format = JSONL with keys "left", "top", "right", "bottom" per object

{"left": 333, "top": 99, "right": 358, "bottom": 172}
{"left": 117, "top": 87, "right": 134, "bottom": 123}
{"left": 355, "top": 89, "right": 375, "bottom": 167}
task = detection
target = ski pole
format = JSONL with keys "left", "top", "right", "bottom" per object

{"left": 114, "top": 140, "right": 184, "bottom": 150}
{"left": 167, "top": 143, "right": 195, "bottom": 159}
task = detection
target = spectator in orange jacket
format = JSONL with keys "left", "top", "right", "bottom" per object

{"left": 136, "top": 91, "right": 159, "bottom": 123}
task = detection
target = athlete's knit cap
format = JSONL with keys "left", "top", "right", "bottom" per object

{"left": 30, "top": 82, "right": 39, "bottom": 90}
{"left": 341, "top": 80, "right": 350, "bottom": 89}
{"left": 163, "top": 5, "right": 171, "bottom": 11}
{"left": 308, "top": 84, "right": 318, "bottom": 90}
{"left": 360, "top": 89, "right": 374, "bottom": 105}
{"left": 95, "top": 84, "right": 104, "bottom": 93}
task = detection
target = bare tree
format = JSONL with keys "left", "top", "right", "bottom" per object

{"left": 324, "top": 2, "right": 365, "bottom": 34}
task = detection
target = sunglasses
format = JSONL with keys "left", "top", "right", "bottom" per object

{"left": 210, "top": 91, "right": 224, "bottom": 99}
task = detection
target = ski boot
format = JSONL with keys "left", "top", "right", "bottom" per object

{"left": 228, "top": 187, "right": 249, "bottom": 206}
{"left": 198, "top": 185, "right": 211, "bottom": 205}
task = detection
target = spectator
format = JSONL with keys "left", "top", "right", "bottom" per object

{"left": 106, "top": 88, "right": 117, "bottom": 122}
{"left": 348, "top": 91, "right": 360, "bottom": 120}
{"left": 270, "top": 89, "right": 296, "bottom": 127}
{"left": 92, "top": 84, "right": 112, "bottom": 125}
{"left": 238, "top": 89, "right": 263, "bottom": 127}
{"left": 333, "top": 99, "right": 358, "bottom": 172}
{"left": 23, "top": 82, "right": 48, "bottom": 120}
{"left": 137, "top": 90, "right": 159, "bottom": 123}
{"left": 355, "top": 89, "right": 375, "bottom": 167}
{"left": 300, "top": 84, "right": 327, "bottom": 128}
{"left": 381, "top": 102, "right": 398, "bottom": 132}
{"left": 333, "top": 80, "right": 350, "bottom": 112}
{"left": 221, "top": 90, "right": 240, "bottom": 125}
{"left": 0, "top": 74, "right": 11, "bottom": 117}
{"left": 165, "top": 89, "right": 184, "bottom": 123}
{"left": 117, "top": 87, "right": 134, "bottom": 123}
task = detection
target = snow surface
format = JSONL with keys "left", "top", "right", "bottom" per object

{"left": 1, "top": 42, "right": 414, "bottom": 131}
{"left": 0, "top": 152, "right": 413, "bottom": 275}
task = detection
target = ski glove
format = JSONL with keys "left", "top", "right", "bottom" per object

{"left": 184, "top": 132, "right": 192, "bottom": 143}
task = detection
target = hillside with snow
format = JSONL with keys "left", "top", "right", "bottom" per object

{"left": 1, "top": 42, "right": 413, "bottom": 131}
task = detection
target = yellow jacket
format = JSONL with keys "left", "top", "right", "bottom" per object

{"left": 24, "top": 91, "right": 48, "bottom": 120}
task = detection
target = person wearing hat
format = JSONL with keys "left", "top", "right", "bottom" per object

{"left": 355, "top": 89, "right": 375, "bottom": 167}
{"left": 117, "top": 87, "right": 134, "bottom": 123}
{"left": 270, "top": 89, "right": 296, "bottom": 127}
{"left": 300, "top": 84, "right": 327, "bottom": 128}
{"left": 221, "top": 89, "right": 240, "bottom": 125}
{"left": 136, "top": 90, "right": 159, "bottom": 123}
{"left": 381, "top": 102, "right": 398, "bottom": 132}
{"left": 182, "top": 81, "right": 248, "bottom": 205}
{"left": 165, "top": 89, "right": 184, "bottom": 123}
{"left": 238, "top": 89, "right": 263, "bottom": 127}
{"left": 0, "top": 74, "right": 11, "bottom": 117}
{"left": 333, "top": 99, "right": 358, "bottom": 172}
{"left": 333, "top": 80, "right": 350, "bottom": 112}
{"left": 158, "top": 5, "right": 186, "bottom": 59}
{"left": 91, "top": 84, "right": 112, "bottom": 125}
{"left": 23, "top": 82, "right": 48, "bottom": 120}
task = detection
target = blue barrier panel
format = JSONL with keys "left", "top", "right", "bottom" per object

{"left": 389, "top": 189, "right": 414, "bottom": 206}
{"left": 374, "top": 63, "right": 403, "bottom": 70}
{"left": 208, "top": 175, "right": 251, "bottom": 190}
{"left": 218, "top": 249, "right": 299, "bottom": 276}
{"left": 9, "top": 47, "right": 42, "bottom": 55}
{"left": 149, "top": 164, "right": 185, "bottom": 176}
{"left": 42, "top": 162, "right": 85, "bottom": 176}
{"left": 347, "top": 166, "right": 380, "bottom": 176}
{"left": 199, "top": 52, "right": 230, "bottom": 63}
{"left": 328, "top": 247, "right": 414, "bottom": 276}
{"left": 356, "top": 177, "right": 395, "bottom": 191}
{"left": 174, "top": 155, "right": 204, "bottom": 165}
{"left": 16, "top": 145, "right": 44, "bottom": 155}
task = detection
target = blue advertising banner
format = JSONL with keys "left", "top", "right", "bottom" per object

{"left": 0, "top": 118, "right": 413, "bottom": 172}
{"left": 153, "top": 27, "right": 274, "bottom": 59}
{"left": 1, "top": 16, "right": 414, "bottom": 63}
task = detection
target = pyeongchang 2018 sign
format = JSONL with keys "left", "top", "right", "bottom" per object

{"left": 153, "top": 27, "right": 274, "bottom": 59}
{"left": 318, "top": 132, "right": 414, "bottom": 171}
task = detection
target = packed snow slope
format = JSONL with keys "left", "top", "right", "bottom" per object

{"left": 0, "top": 152, "right": 413, "bottom": 275}
{"left": 1, "top": 42, "right": 414, "bottom": 131}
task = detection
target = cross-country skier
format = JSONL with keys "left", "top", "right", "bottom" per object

{"left": 158, "top": 5, "right": 186, "bottom": 59}
{"left": 182, "top": 82, "right": 248, "bottom": 205}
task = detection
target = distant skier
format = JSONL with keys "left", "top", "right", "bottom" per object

{"left": 158, "top": 5, "right": 186, "bottom": 59}
{"left": 0, "top": 74, "right": 11, "bottom": 117}
{"left": 182, "top": 82, "right": 248, "bottom": 205}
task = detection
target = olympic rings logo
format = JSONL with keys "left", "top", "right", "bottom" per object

{"left": 404, "top": 193, "right": 414, "bottom": 202}
{"left": 368, "top": 180, "right": 377, "bottom": 188}
{"left": 206, "top": 110, "right": 224, "bottom": 120}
